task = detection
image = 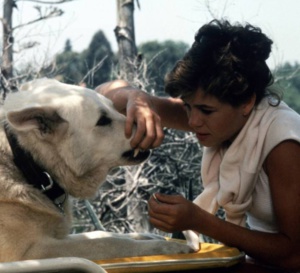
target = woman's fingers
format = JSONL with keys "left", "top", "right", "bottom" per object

{"left": 148, "top": 199, "right": 175, "bottom": 232}
{"left": 125, "top": 95, "right": 164, "bottom": 150}
{"left": 152, "top": 115, "right": 165, "bottom": 148}
{"left": 124, "top": 109, "right": 136, "bottom": 139}
{"left": 148, "top": 193, "right": 197, "bottom": 233}
{"left": 138, "top": 114, "right": 164, "bottom": 149}
{"left": 154, "top": 193, "right": 184, "bottom": 204}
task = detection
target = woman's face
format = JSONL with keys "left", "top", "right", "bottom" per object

{"left": 182, "top": 88, "right": 253, "bottom": 147}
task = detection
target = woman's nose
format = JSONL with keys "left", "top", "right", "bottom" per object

{"left": 188, "top": 110, "right": 204, "bottom": 128}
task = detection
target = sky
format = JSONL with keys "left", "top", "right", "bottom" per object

{"left": 3, "top": 0, "right": 300, "bottom": 69}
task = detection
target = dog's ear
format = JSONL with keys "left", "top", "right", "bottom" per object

{"left": 7, "top": 106, "right": 65, "bottom": 134}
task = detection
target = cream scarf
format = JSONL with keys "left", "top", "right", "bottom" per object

{"left": 184, "top": 97, "right": 300, "bottom": 251}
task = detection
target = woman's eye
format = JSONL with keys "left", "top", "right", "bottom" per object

{"left": 96, "top": 115, "right": 112, "bottom": 126}
{"left": 201, "top": 109, "right": 213, "bottom": 115}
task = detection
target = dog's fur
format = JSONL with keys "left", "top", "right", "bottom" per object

{"left": 0, "top": 78, "right": 191, "bottom": 262}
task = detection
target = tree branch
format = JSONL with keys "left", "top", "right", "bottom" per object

{"left": 13, "top": 7, "right": 64, "bottom": 30}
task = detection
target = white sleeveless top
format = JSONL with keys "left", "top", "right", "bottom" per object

{"left": 247, "top": 169, "right": 278, "bottom": 232}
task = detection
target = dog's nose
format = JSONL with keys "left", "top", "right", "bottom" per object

{"left": 121, "top": 149, "right": 151, "bottom": 162}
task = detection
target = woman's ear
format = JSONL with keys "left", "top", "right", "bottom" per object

{"left": 242, "top": 94, "right": 256, "bottom": 116}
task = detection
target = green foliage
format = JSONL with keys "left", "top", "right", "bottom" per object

{"left": 55, "top": 47, "right": 84, "bottom": 85}
{"left": 81, "top": 30, "right": 115, "bottom": 87}
{"left": 274, "top": 62, "right": 300, "bottom": 113}
{"left": 53, "top": 31, "right": 114, "bottom": 87}
{"left": 138, "top": 40, "right": 189, "bottom": 95}
{"left": 52, "top": 37, "right": 189, "bottom": 93}
{"left": 64, "top": 39, "right": 72, "bottom": 52}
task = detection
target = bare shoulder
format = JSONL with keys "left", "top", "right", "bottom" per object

{"left": 266, "top": 140, "right": 300, "bottom": 174}
{"left": 265, "top": 140, "right": 300, "bottom": 228}
{"left": 265, "top": 140, "right": 300, "bottom": 190}
{"left": 265, "top": 140, "right": 300, "bottom": 268}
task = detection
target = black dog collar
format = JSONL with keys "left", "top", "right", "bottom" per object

{"left": 4, "top": 124, "right": 67, "bottom": 214}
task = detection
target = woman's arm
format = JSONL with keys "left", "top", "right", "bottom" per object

{"left": 96, "top": 80, "right": 191, "bottom": 149}
{"left": 148, "top": 140, "right": 300, "bottom": 270}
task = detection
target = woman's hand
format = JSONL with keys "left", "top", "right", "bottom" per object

{"left": 148, "top": 193, "right": 199, "bottom": 233}
{"left": 96, "top": 80, "right": 190, "bottom": 150}
{"left": 96, "top": 80, "right": 165, "bottom": 150}
{"left": 125, "top": 91, "right": 164, "bottom": 150}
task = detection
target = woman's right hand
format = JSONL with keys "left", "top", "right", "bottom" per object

{"left": 125, "top": 90, "right": 165, "bottom": 150}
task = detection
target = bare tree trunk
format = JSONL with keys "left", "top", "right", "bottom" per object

{"left": 2, "top": 0, "right": 14, "bottom": 80}
{"left": 115, "top": 0, "right": 137, "bottom": 83}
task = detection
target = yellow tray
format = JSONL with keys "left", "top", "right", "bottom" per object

{"left": 94, "top": 242, "right": 245, "bottom": 273}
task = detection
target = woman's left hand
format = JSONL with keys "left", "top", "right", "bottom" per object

{"left": 148, "top": 193, "right": 198, "bottom": 233}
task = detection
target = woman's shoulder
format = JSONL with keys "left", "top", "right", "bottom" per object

{"left": 263, "top": 101, "right": 300, "bottom": 156}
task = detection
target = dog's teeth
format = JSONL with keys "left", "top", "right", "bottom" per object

{"left": 133, "top": 148, "right": 139, "bottom": 158}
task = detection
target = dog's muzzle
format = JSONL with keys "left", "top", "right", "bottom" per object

{"left": 122, "top": 148, "right": 151, "bottom": 162}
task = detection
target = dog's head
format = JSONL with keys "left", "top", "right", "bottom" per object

{"left": 3, "top": 78, "right": 150, "bottom": 197}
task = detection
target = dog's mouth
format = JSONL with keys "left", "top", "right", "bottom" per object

{"left": 122, "top": 148, "right": 151, "bottom": 162}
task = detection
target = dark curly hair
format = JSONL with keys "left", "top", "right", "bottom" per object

{"left": 165, "top": 20, "right": 276, "bottom": 107}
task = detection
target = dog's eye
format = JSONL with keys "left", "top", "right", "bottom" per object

{"left": 96, "top": 115, "right": 112, "bottom": 126}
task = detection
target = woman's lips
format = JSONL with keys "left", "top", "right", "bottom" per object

{"left": 196, "top": 133, "right": 210, "bottom": 141}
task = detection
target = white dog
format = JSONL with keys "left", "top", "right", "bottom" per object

{"left": 0, "top": 78, "right": 191, "bottom": 262}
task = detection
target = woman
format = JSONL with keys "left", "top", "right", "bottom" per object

{"left": 97, "top": 20, "right": 300, "bottom": 271}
